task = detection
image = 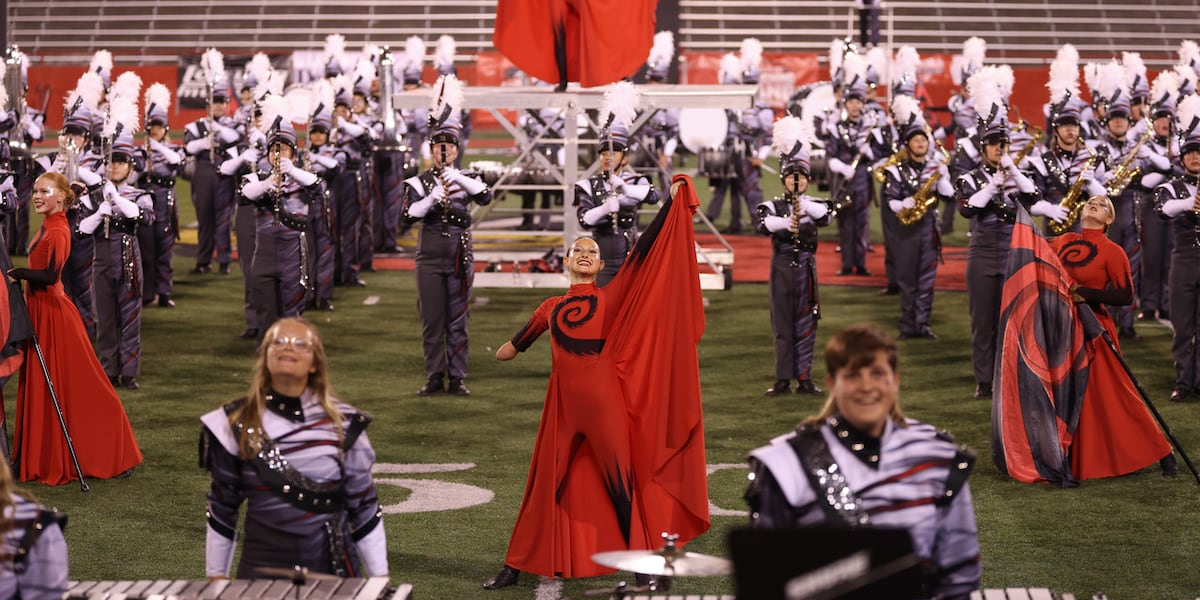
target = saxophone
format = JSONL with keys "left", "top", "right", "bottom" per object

{"left": 872, "top": 148, "right": 905, "bottom": 183}
{"left": 1011, "top": 123, "right": 1045, "bottom": 166}
{"left": 1104, "top": 130, "right": 1151, "bottom": 197}
{"left": 897, "top": 135, "right": 951, "bottom": 226}
{"left": 1048, "top": 145, "right": 1098, "bottom": 236}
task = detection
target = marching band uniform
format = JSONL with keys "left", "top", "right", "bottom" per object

{"left": 1154, "top": 98, "right": 1200, "bottom": 402}
{"left": 184, "top": 72, "right": 239, "bottom": 275}
{"left": 303, "top": 101, "right": 341, "bottom": 312}
{"left": 1140, "top": 72, "right": 1182, "bottom": 321}
{"left": 331, "top": 81, "right": 372, "bottom": 288}
{"left": 78, "top": 133, "right": 152, "bottom": 390}
{"left": 823, "top": 55, "right": 876, "bottom": 276}
{"left": 745, "top": 415, "right": 981, "bottom": 599}
{"left": 730, "top": 39, "right": 775, "bottom": 234}
{"left": 138, "top": 86, "right": 182, "bottom": 308}
{"left": 576, "top": 91, "right": 661, "bottom": 287}
{"left": 402, "top": 75, "right": 493, "bottom": 396}
{"left": 372, "top": 45, "right": 421, "bottom": 255}
{"left": 200, "top": 392, "right": 386, "bottom": 579}
{"left": 2, "top": 48, "right": 42, "bottom": 257}
{"left": 1030, "top": 108, "right": 1107, "bottom": 237}
{"left": 754, "top": 116, "right": 831, "bottom": 396}
{"left": 942, "top": 38, "right": 986, "bottom": 235}
{"left": 883, "top": 101, "right": 953, "bottom": 341}
{"left": 956, "top": 69, "right": 1042, "bottom": 399}
{"left": 0, "top": 491, "right": 68, "bottom": 599}
{"left": 705, "top": 54, "right": 746, "bottom": 232}
{"left": 350, "top": 63, "right": 380, "bottom": 274}
{"left": 240, "top": 120, "right": 319, "bottom": 341}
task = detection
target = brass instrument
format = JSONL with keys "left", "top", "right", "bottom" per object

{"left": 896, "top": 137, "right": 951, "bottom": 226}
{"left": 1104, "top": 130, "right": 1151, "bottom": 197}
{"left": 1048, "top": 145, "right": 1098, "bottom": 236}
{"left": 872, "top": 148, "right": 905, "bottom": 183}
{"left": 61, "top": 135, "right": 79, "bottom": 183}
{"left": 1011, "top": 122, "right": 1045, "bottom": 166}
{"left": 5, "top": 46, "right": 30, "bottom": 162}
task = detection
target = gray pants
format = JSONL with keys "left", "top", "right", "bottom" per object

{"left": 416, "top": 267, "right": 472, "bottom": 379}
{"left": 769, "top": 252, "right": 818, "bottom": 381}
{"left": 966, "top": 227, "right": 1011, "bottom": 386}
{"left": 94, "top": 232, "right": 142, "bottom": 379}
{"left": 1168, "top": 251, "right": 1200, "bottom": 391}
{"left": 236, "top": 204, "right": 258, "bottom": 331}
{"left": 895, "top": 216, "right": 939, "bottom": 336}
{"left": 1140, "top": 199, "right": 1173, "bottom": 314}
{"left": 251, "top": 216, "right": 307, "bottom": 338}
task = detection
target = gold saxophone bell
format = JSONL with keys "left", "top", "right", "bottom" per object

{"left": 1048, "top": 146, "right": 1098, "bottom": 236}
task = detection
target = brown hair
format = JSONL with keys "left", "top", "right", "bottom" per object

{"left": 803, "top": 323, "right": 907, "bottom": 427}
{"left": 36, "top": 172, "right": 78, "bottom": 210}
{"left": 227, "top": 317, "right": 342, "bottom": 459}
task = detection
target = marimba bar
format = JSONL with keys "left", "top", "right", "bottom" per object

{"left": 66, "top": 577, "right": 412, "bottom": 600}
{"left": 970, "top": 589, "right": 1080, "bottom": 600}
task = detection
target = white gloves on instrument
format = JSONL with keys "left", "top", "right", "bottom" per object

{"left": 149, "top": 138, "right": 184, "bottom": 165}
{"left": 338, "top": 119, "right": 366, "bottom": 138}
{"left": 104, "top": 183, "right": 140, "bottom": 218}
{"left": 967, "top": 183, "right": 996, "bottom": 209}
{"left": 800, "top": 199, "right": 828, "bottom": 220}
{"left": 828, "top": 157, "right": 855, "bottom": 179}
{"left": 78, "top": 201, "right": 112, "bottom": 234}
{"left": 215, "top": 124, "right": 240, "bottom": 144}
{"left": 185, "top": 137, "right": 212, "bottom": 155}
{"left": 1160, "top": 197, "right": 1195, "bottom": 218}
{"left": 76, "top": 166, "right": 101, "bottom": 187}
{"left": 445, "top": 167, "right": 486, "bottom": 195}
{"left": 763, "top": 215, "right": 793, "bottom": 233}
{"left": 240, "top": 174, "right": 271, "bottom": 200}
{"left": 280, "top": 158, "right": 318, "bottom": 187}
{"left": 407, "top": 186, "right": 442, "bottom": 218}
{"left": 1031, "top": 200, "right": 1069, "bottom": 223}
{"left": 583, "top": 197, "right": 618, "bottom": 226}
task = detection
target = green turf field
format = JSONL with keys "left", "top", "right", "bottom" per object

{"left": 8, "top": 151, "right": 1198, "bottom": 598}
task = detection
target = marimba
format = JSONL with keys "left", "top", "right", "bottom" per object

{"left": 65, "top": 577, "right": 412, "bottom": 599}
{"left": 970, "top": 589, "right": 1083, "bottom": 600}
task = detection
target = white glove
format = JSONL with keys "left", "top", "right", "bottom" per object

{"left": 310, "top": 153, "right": 340, "bottom": 171}
{"left": 1031, "top": 200, "right": 1068, "bottom": 223}
{"left": 888, "top": 200, "right": 906, "bottom": 214}
{"left": 1143, "top": 150, "right": 1170, "bottom": 171}
{"left": 105, "top": 184, "right": 140, "bottom": 218}
{"left": 149, "top": 138, "right": 184, "bottom": 165}
{"left": 241, "top": 148, "right": 260, "bottom": 167}
{"left": 241, "top": 177, "right": 272, "bottom": 200}
{"left": 215, "top": 124, "right": 240, "bottom": 144}
{"left": 608, "top": 173, "right": 626, "bottom": 193}
{"left": 1000, "top": 153, "right": 1016, "bottom": 171}
{"left": 1161, "top": 197, "right": 1195, "bottom": 218}
{"left": 283, "top": 158, "right": 318, "bottom": 187}
{"left": 76, "top": 166, "right": 101, "bottom": 187}
{"left": 582, "top": 197, "right": 619, "bottom": 226}
{"left": 407, "top": 193, "right": 436, "bottom": 218}
{"left": 248, "top": 128, "right": 267, "bottom": 148}
{"left": 339, "top": 119, "right": 366, "bottom": 138}
{"left": 967, "top": 183, "right": 996, "bottom": 209}
{"left": 0, "top": 175, "right": 15, "bottom": 195}
{"left": 1140, "top": 173, "right": 1165, "bottom": 189}
{"left": 136, "top": 192, "right": 154, "bottom": 212}
{"left": 828, "top": 158, "right": 854, "bottom": 179}
{"left": 78, "top": 203, "right": 110, "bottom": 234}
{"left": 800, "top": 198, "right": 829, "bottom": 220}
{"left": 185, "top": 137, "right": 212, "bottom": 155}
{"left": 447, "top": 169, "right": 486, "bottom": 195}
{"left": 900, "top": 196, "right": 916, "bottom": 210}
{"left": 763, "top": 215, "right": 793, "bottom": 232}
{"left": 22, "top": 112, "right": 43, "bottom": 140}
{"left": 219, "top": 154, "right": 245, "bottom": 176}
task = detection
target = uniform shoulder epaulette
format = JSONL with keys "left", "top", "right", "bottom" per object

{"left": 938, "top": 440, "right": 977, "bottom": 507}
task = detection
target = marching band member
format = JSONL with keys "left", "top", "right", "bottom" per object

{"left": 956, "top": 67, "right": 1045, "bottom": 400}
{"left": 0, "top": 458, "right": 68, "bottom": 597}
{"left": 944, "top": 37, "right": 986, "bottom": 235}
{"left": 704, "top": 53, "right": 746, "bottom": 233}
{"left": 330, "top": 72, "right": 373, "bottom": 288}
{"left": 745, "top": 323, "right": 981, "bottom": 599}
{"left": 138, "top": 83, "right": 183, "bottom": 308}
{"left": 576, "top": 82, "right": 660, "bottom": 287}
{"left": 1154, "top": 94, "right": 1200, "bottom": 403}
{"left": 200, "top": 317, "right": 386, "bottom": 580}
{"left": 402, "top": 74, "right": 493, "bottom": 397}
{"left": 731, "top": 38, "right": 775, "bottom": 234}
{"left": 184, "top": 49, "right": 240, "bottom": 276}
{"left": 350, "top": 58, "right": 380, "bottom": 275}
{"left": 823, "top": 52, "right": 876, "bottom": 276}
{"left": 882, "top": 96, "right": 953, "bottom": 341}
{"left": 239, "top": 96, "right": 321, "bottom": 341}
{"left": 302, "top": 82, "right": 341, "bottom": 312}
{"left": 754, "top": 115, "right": 832, "bottom": 396}
{"left": 637, "top": 31, "right": 680, "bottom": 192}
{"left": 516, "top": 105, "right": 563, "bottom": 231}
{"left": 1139, "top": 70, "right": 1182, "bottom": 323}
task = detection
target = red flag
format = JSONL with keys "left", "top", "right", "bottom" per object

{"left": 991, "top": 206, "right": 1090, "bottom": 487}
{"left": 0, "top": 241, "right": 34, "bottom": 426}
{"left": 493, "top": 0, "right": 657, "bottom": 88}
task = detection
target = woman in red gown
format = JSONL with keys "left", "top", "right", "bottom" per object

{"left": 8, "top": 172, "right": 143, "bottom": 485}
{"left": 1050, "top": 195, "right": 1175, "bottom": 479}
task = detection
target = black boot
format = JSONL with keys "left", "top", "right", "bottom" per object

{"left": 483, "top": 565, "right": 520, "bottom": 590}
{"left": 447, "top": 377, "right": 470, "bottom": 396}
{"left": 764, "top": 380, "right": 790, "bottom": 396}
{"left": 973, "top": 382, "right": 992, "bottom": 399}
{"left": 795, "top": 379, "right": 823, "bottom": 395}
{"left": 1161, "top": 453, "right": 1179, "bottom": 477}
{"left": 418, "top": 374, "right": 445, "bottom": 396}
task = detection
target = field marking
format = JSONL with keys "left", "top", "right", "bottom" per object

{"left": 376, "top": 478, "right": 494, "bottom": 513}
{"left": 534, "top": 576, "right": 562, "bottom": 600}
{"left": 363, "top": 295, "right": 381, "bottom": 305}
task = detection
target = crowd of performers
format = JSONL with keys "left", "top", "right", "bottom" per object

{"left": 1, "top": 27, "right": 1199, "bottom": 596}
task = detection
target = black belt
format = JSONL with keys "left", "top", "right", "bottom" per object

{"left": 143, "top": 173, "right": 176, "bottom": 187}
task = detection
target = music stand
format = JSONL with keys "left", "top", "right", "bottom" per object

{"left": 727, "top": 526, "right": 922, "bottom": 600}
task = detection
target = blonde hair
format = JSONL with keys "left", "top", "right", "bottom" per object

{"left": 227, "top": 317, "right": 343, "bottom": 459}
{"left": 802, "top": 323, "right": 907, "bottom": 428}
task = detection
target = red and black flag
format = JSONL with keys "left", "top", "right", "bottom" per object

{"left": 991, "top": 206, "right": 1092, "bottom": 487}
{"left": 0, "top": 240, "right": 34, "bottom": 462}
{"left": 494, "top": 0, "right": 657, "bottom": 88}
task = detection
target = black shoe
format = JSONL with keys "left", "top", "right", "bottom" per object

{"left": 236, "top": 328, "right": 259, "bottom": 341}
{"left": 764, "top": 380, "right": 791, "bottom": 396}
{"left": 836, "top": 268, "right": 853, "bottom": 276}
{"left": 190, "top": 264, "right": 211, "bottom": 274}
{"left": 418, "top": 375, "right": 445, "bottom": 396}
{"left": 854, "top": 266, "right": 872, "bottom": 276}
{"left": 1170, "top": 386, "right": 1190, "bottom": 402}
{"left": 316, "top": 299, "right": 334, "bottom": 311}
{"left": 634, "top": 573, "right": 671, "bottom": 591}
{"left": 1138, "top": 310, "right": 1156, "bottom": 321}
{"left": 351, "top": 278, "right": 368, "bottom": 287}
{"left": 121, "top": 376, "right": 140, "bottom": 391}
{"left": 447, "top": 377, "right": 470, "bottom": 396}
{"left": 918, "top": 327, "right": 938, "bottom": 340}
{"left": 1158, "top": 310, "right": 1169, "bottom": 320}
{"left": 878, "top": 285, "right": 899, "bottom": 296}
{"left": 973, "top": 383, "right": 992, "bottom": 399}
{"left": 158, "top": 295, "right": 175, "bottom": 308}
{"left": 218, "top": 263, "right": 231, "bottom": 275}
{"left": 108, "top": 375, "right": 119, "bottom": 387}
{"left": 483, "top": 565, "right": 520, "bottom": 590}
{"left": 142, "top": 297, "right": 154, "bottom": 307}
{"left": 1118, "top": 327, "right": 1143, "bottom": 342}
{"left": 795, "top": 379, "right": 823, "bottom": 395}
{"left": 1161, "top": 453, "right": 1179, "bottom": 477}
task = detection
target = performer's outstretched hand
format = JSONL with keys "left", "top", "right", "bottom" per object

{"left": 496, "top": 342, "right": 518, "bottom": 361}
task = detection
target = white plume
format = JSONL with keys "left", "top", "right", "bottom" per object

{"left": 1089, "top": 61, "right": 1127, "bottom": 104}
{"left": 0, "top": 62, "right": 6, "bottom": 109}
{"left": 145, "top": 82, "right": 171, "bottom": 115}
{"left": 69, "top": 71, "right": 105, "bottom": 111}
{"left": 1149, "top": 69, "right": 1180, "bottom": 110}
{"left": 1122, "top": 52, "right": 1146, "bottom": 89}
{"left": 994, "top": 64, "right": 1014, "bottom": 99}
{"left": 967, "top": 66, "right": 1005, "bottom": 117}
{"left": 1056, "top": 44, "right": 1079, "bottom": 66}
{"left": 429, "top": 73, "right": 465, "bottom": 117}
{"left": 201, "top": 48, "right": 225, "bottom": 84}
{"left": 719, "top": 53, "right": 741, "bottom": 83}
{"left": 891, "top": 94, "right": 922, "bottom": 127}
{"left": 828, "top": 38, "right": 845, "bottom": 80}
{"left": 962, "top": 37, "right": 986, "bottom": 73}
{"left": 104, "top": 94, "right": 139, "bottom": 138}
{"left": 801, "top": 83, "right": 837, "bottom": 119}
{"left": 1177, "top": 94, "right": 1200, "bottom": 135}
{"left": 435, "top": 35, "right": 456, "bottom": 70}
{"left": 1174, "top": 64, "right": 1197, "bottom": 93}
{"left": 309, "top": 78, "right": 336, "bottom": 117}
{"left": 405, "top": 36, "right": 426, "bottom": 70}
{"left": 110, "top": 71, "right": 142, "bottom": 104}
{"left": 258, "top": 93, "right": 301, "bottom": 133}
{"left": 331, "top": 74, "right": 352, "bottom": 99}
{"left": 739, "top": 38, "right": 763, "bottom": 73}
{"left": 772, "top": 115, "right": 809, "bottom": 156}
{"left": 323, "top": 34, "right": 346, "bottom": 65}
{"left": 600, "top": 80, "right": 640, "bottom": 130}
{"left": 865, "top": 46, "right": 888, "bottom": 83}
{"left": 1047, "top": 58, "right": 1080, "bottom": 104}
{"left": 353, "top": 58, "right": 377, "bottom": 87}
{"left": 246, "top": 53, "right": 272, "bottom": 89}
{"left": 362, "top": 44, "right": 381, "bottom": 64}
{"left": 893, "top": 46, "right": 920, "bottom": 82}
{"left": 1179, "top": 41, "right": 1200, "bottom": 67}
{"left": 647, "top": 31, "right": 675, "bottom": 68}
{"left": 89, "top": 49, "right": 113, "bottom": 77}
{"left": 841, "top": 52, "right": 867, "bottom": 87}
{"left": 254, "top": 68, "right": 284, "bottom": 102}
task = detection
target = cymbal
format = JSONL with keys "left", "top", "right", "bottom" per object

{"left": 592, "top": 548, "right": 733, "bottom": 577}
{"left": 251, "top": 566, "right": 344, "bottom": 582}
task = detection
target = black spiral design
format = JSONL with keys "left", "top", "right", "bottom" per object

{"left": 552, "top": 295, "right": 604, "bottom": 356}
{"left": 1055, "top": 238, "right": 1097, "bottom": 269}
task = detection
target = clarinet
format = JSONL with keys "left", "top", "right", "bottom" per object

{"left": 789, "top": 193, "right": 802, "bottom": 267}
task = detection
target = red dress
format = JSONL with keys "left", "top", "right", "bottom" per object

{"left": 12, "top": 211, "right": 143, "bottom": 485}
{"left": 1051, "top": 228, "right": 1170, "bottom": 480}
{"left": 502, "top": 176, "right": 710, "bottom": 578}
